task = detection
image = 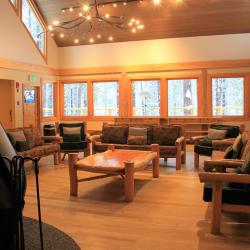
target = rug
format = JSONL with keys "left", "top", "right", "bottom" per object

{"left": 23, "top": 217, "right": 80, "bottom": 250}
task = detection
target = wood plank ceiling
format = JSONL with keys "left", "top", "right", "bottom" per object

{"left": 34, "top": 0, "right": 250, "bottom": 47}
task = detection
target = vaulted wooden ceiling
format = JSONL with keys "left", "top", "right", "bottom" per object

{"left": 34, "top": 0, "right": 250, "bottom": 47}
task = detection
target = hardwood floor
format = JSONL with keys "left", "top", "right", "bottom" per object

{"left": 23, "top": 149, "right": 250, "bottom": 250}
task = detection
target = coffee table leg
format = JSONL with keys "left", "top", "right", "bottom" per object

{"left": 125, "top": 161, "right": 134, "bottom": 202}
{"left": 151, "top": 144, "right": 160, "bottom": 178}
{"left": 68, "top": 153, "right": 79, "bottom": 196}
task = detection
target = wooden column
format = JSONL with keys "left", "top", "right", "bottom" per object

{"left": 211, "top": 182, "right": 222, "bottom": 234}
{"left": 176, "top": 144, "right": 182, "bottom": 170}
{"left": 124, "top": 161, "right": 134, "bottom": 202}
{"left": 68, "top": 153, "right": 79, "bottom": 196}
{"left": 108, "top": 144, "right": 115, "bottom": 151}
{"left": 151, "top": 144, "right": 159, "bottom": 178}
{"left": 53, "top": 152, "right": 59, "bottom": 165}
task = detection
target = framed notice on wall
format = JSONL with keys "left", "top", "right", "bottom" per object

{"left": 24, "top": 89, "right": 35, "bottom": 103}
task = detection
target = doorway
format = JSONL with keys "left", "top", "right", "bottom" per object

{"left": 0, "top": 79, "right": 13, "bottom": 129}
{"left": 23, "top": 86, "right": 40, "bottom": 128}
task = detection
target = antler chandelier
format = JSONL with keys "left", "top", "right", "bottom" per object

{"left": 47, "top": 0, "right": 161, "bottom": 45}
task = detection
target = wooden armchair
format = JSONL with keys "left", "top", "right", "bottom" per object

{"left": 199, "top": 160, "right": 250, "bottom": 234}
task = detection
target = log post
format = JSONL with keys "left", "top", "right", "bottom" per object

{"left": 151, "top": 144, "right": 159, "bottom": 178}
{"left": 124, "top": 161, "right": 134, "bottom": 202}
{"left": 68, "top": 153, "right": 79, "bottom": 196}
{"left": 108, "top": 144, "right": 115, "bottom": 151}
{"left": 211, "top": 182, "right": 222, "bottom": 234}
{"left": 194, "top": 152, "right": 199, "bottom": 168}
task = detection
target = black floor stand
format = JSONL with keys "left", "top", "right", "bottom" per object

{"left": 2, "top": 156, "right": 43, "bottom": 250}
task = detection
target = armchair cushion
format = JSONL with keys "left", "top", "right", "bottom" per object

{"left": 59, "top": 123, "right": 86, "bottom": 141}
{"left": 63, "top": 134, "right": 81, "bottom": 143}
{"left": 223, "top": 146, "right": 235, "bottom": 159}
{"left": 127, "top": 135, "right": 147, "bottom": 145}
{"left": 208, "top": 128, "right": 227, "bottom": 140}
{"left": 153, "top": 126, "right": 179, "bottom": 146}
{"left": 61, "top": 141, "right": 87, "bottom": 151}
{"left": 210, "top": 124, "right": 240, "bottom": 138}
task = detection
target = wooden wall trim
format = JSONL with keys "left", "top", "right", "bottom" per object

{"left": 0, "top": 57, "right": 57, "bottom": 75}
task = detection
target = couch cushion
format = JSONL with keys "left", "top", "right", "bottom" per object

{"left": 61, "top": 141, "right": 87, "bottom": 151}
{"left": 18, "top": 144, "right": 59, "bottom": 158}
{"left": 194, "top": 144, "right": 213, "bottom": 156}
{"left": 63, "top": 134, "right": 81, "bottom": 142}
{"left": 208, "top": 128, "right": 227, "bottom": 140}
{"left": 59, "top": 123, "right": 86, "bottom": 141}
{"left": 23, "top": 127, "right": 43, "bottom": 148}
{"left": 7, "top": 130, "right": 26, "bottom": 148}
{"left": 15, "top": 141, "right": 30, "bottom": 152}
{"left": 223, "top": 146, "right": 235, "bottom": 159}
{"left": 153, "top": 126, "right": 179, "bottom": 146}
{"left": 102, "top": 124, "right": 128, "bottom": 144}
{"left": 127, "top": 135, "right": 147, "bottom": 145}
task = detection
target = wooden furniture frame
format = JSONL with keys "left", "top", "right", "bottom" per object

{"left": 68, "top": 144, "right": 159, "bottom": 202}
{"left": 199, "top": 171, "right": 250, "bottom": 234}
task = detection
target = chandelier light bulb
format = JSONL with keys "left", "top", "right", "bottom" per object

{"left": 153, "top": 0, "right": 161, "bottom": 4}
{"left": 62, "top": 9, "right": 65, "bottom": 13}
{"left": 53, "top": 20, "right": 59, "bottom": 25}
{"left": 74, "top": 39, "right": 79, "bottom": 44}
{"left": 51, "top": 33, "right": 54, "bottom": 37}
{"left": 105, "top": 13, "right": 110, "bottom": 18}
{"left": 69, "top": 7, "right": 73, "bottom": 12}
{"left": 132, "top": 28, "right": 136, "bottom": 33}
{"left": 131, "top": 18, "right": 135, "bottom": 23}
{"left": 136, "top": 20, "right": 140, "bottom": 24}
{"left": 86, "top": 15, "right": 91, "bottom": 20}
{"left": 113, "top": 4, "right": 117, "bottom": 8}
{"left": 60, "top": 33, "right": 64, "bottom": 38}
{"left": 79, "top": 12, "right": 83, "bottom": 17}
{"left": 83, "top": 4, "right": 89, "bottom": 11}
{"left": 48, "top": 25, "right": 53, "bottom": 31}
{"left": 89, "top": 38, "right": 94, "bottom": 43}
{"left": 128, "top": 22, "right": 132, "bottom": 26}
{"left": 137, "top": 24, "right": 144, "bottom": 29}
{"left": 97, "top": 34, "right": 101, "bottom": 38}
{"left": 108, "top": 36, "right": 113, "bottom": 41}
{"left": 123, "top": 2, "right": 127, "bottom": 6}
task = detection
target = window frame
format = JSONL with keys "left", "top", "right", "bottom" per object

{"left": 166, "top": 76, "right": 200, "bottom": 117}
{"left": 129, "top": 78, "right": 161, "bottom": 117}
{"left": 20, "top": 0, "right": 47, "bottom": 61}
{"left": 208, "top": 73, "right": 246, "bottom": 120}
{"left": 92, "top": 80, "right": 120, "bottom": 118}
{"left": 41, "top": 81, "right": 58, "bottom": 121}
{"left": 61, "top": 81, "right": 89, "bottom": 120}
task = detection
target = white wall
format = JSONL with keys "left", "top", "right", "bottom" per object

{"left": 0, "top": 0, "right": 58, "bottom": 68}
{"left": 59, "top": 33, "right": 250, "bottom": 68}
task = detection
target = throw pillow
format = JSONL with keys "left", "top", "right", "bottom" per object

{"left": 63, "top": 134, "right": 81, "bottom": 142}
{"left": 15, "top": 141, "right": 30, "bottom": 152}
{"left": 223, "top": 146, "right": 234, "bottom": 159}
{"left": 102, "top": 124, "right": 128, "bottom": 144}
{"left": 127, "top": 135, "right": 147, "bottom": 145}
{"left": 7, "top": 130, "right": 27, "bottom": 148}
{"left": 32, "top": 127, "right": 43, "bottom": 146}
{"left": 240, "top": 151, "right": 250, "bottom": 174}
{"left": 232, "top": 135, "right": 243, "bottom": 155}
{"left": 63, "top": 126, "right": 81, "bottom": 134}
{"left": 153, "top": 126, "right": 179, "bottom": 146}
{"left": 207, "top": 128, "right": 227, "bottom": 140}
{"left": 23, "top": 127, "right": 35, "bottom": 148}
{"left": 129, "top": 127, "right": 147, "bottom": 137}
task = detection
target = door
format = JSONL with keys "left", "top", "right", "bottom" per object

{"left": 23, "top": 86, "right": 40, "bottom": 128}
{"left": 0, "top": 79, "right": 13, "bottom": 129}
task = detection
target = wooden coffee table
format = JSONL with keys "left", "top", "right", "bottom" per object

{"left": 68, "top": 144, "right": 159, "bottom": 202}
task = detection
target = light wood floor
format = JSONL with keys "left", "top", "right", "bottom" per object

{"left": 23, "top": 149, "right": 250, "bottom": 250}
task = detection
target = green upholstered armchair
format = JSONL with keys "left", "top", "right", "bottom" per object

{"left": 58, "top": 123, "right": 90, "bottom": 160}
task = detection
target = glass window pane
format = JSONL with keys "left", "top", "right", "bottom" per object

{"left": 42, "top": 83, "right": 54, "bottom": 117}
{"left": 22, "top": 0, "right": 45, "bottom": 54}
{"left": 212, "top": 77, "right": 244, "bottom": 116}
{"left": 93, "top": 81, "right": 119, "bottom": 116}
{"left": 64, "top": 83, "right": 88, "bottom": 116}
{"left": 132, "top": 80, "right": 160, "bottom": 116}
{"left": 168, "top": 79, "right": 198, "bottom": 116}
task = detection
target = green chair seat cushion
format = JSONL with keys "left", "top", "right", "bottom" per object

{"left": 63, "top": 134, "right": 81, "bottom": 143}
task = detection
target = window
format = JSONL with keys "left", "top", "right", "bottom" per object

{"left": 42, "top": 83, "right": 54, "bottom": 117}
{"left": 64, "top": 83, "right": 88, "bottom": 116}
{"left": 132, "top": 80, "right": 160, "bottom": 116}
{"left": 212, "top": 77, "right": 244, "bottom": 116}
{"left": 22, "top": 0, "right": 45, "bottom": 54}
{"left": 168, "top": 79, "right": 198, "bottom": 116}
{"left": 93, "top": 81, "right": 119, "bottom": 116}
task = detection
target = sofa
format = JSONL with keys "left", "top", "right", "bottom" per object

{"left": 90, "top": 123, "right": 186, "bottom": 170}
{"left": 6, "top": 126, "right": 61, "bottom": 165}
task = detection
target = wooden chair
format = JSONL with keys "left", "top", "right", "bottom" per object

{"left": 199, "top": 141, "right": 250, "bottom": 234}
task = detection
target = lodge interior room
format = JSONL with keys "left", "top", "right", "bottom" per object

{"left": 1, "top": 0, "right": 250, "bottom": 249}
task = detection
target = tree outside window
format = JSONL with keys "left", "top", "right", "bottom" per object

{"left": 212, "top": 77, "right": 244, "bottom": 116}
{"left": 168, "top": 79, "right": 198, "bottom": 116}
{"left": 93, "top": 82, "right": 119, "bottom": 116}
{"left": 132, "top": 80, "right": 160, "bottom": 116}
{"left": 64, "top": 83, "right": 88, "bottom": 116}
{"left": 42, "top": 83, "right": 54, "bottom": 117}
{"left": 22, "top": 0, "right": 45, "bottom": 54}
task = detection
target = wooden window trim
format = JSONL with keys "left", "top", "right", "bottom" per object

{"left": 129, "top": 78, "right": 161, "bottom": 118}
{"left": 41, "top": 81, "right": 58, "bottom": 122}
{"left": 207, "top": 73, "right": 246, "bottom": 119}
{"left": 20, "top": 0, "right": 47, "bottom": 62}
{"left": 166, "top": 75, "right": 201, "bottom": 118}
{"left": 8, "top": 0, "right": 19, "bottom": 15}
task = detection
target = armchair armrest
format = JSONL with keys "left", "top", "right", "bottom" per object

{"left": 41, "top": 136, "right": 62, "bottom": 143}
{"left": 88, "top": 134, "right": 102, "bottom": 143}
{"left": 212, "top": 139, "right": 235, "bottom": 149}
{"left": 204, "top": 159, "right": 244, "bottom": 172}
{"left": 199, "top": 172, "right": 250, "bottom": 184}
{"left": 191, "top": 135, "right": 206, "bottom": 143}
{"left": 175, "top": 136, "right": 185, "bottom": 146}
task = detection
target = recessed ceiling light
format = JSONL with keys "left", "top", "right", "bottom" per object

{"left": 89, "top": 38, "right": 94, "bottom": 43}
{"left": 105, "top": 13, "right": 110, "bottom": 18}
{"left": 97, "top": 34, "right": 101, "bottom": 38}
{"left": 69, "top": 7, "right": 73, "bottom": 12}
{"left": 113, "top": 4, "right": 117, "bottom": 8}
{"left": 108, "top": 36, "right": 113, "bottom": 41}
{"left": 53, "top": 20, "right": 59, "bottom": 25}
{"left": 153, "top": 0, "right": 161, "bottom": 4}
{"left": 74, "top": 39, "right": 79, "bottom": 44}
{"left": 60, "top": 33, "right": 64, "bottom": 38}
{"left": 123, "top": 2, "right": 127, "bottom": 6}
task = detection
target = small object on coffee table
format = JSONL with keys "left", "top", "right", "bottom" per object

{"left": 68, "top": 144, "right": 159, "bottom": 202}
